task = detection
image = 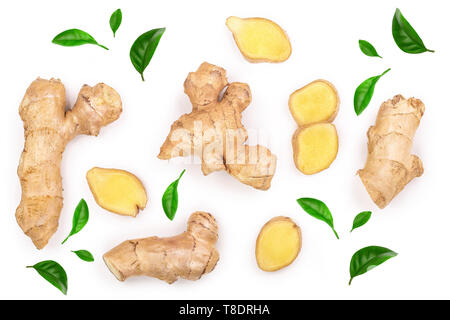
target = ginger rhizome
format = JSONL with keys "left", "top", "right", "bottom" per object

{"left": 289, "top": 80, "right": 340, "bottom": 174}
{"left": 358, "top": 95, "right": 425, "bottom": 209}
{"left": 86, "top": 167, "right": 147, "bottom": 217}
{"left": 158, "top": 62, "right": 277, "bottom": 190}
{"left": 226, "top": 16, "right": 291, "bottom": 63}
{"left": 256, "top": 217, "right": 302, "bottom": 272}
{"left": 16, "top": 78, "right": 122, "bottom": 249}
{"left": 103, "top": 211, "right": 219, "bottom": 283}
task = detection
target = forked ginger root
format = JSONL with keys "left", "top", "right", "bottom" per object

{"left": 358, "top": 95, "right": 425, "bottom": 209}
{"left": 103, "top": 211, "right": 219, "bottom": 283}
{"left": 289, "top": 80, "right": 340, "bottom": 174}
{"left": 86, "top": 167, "right": 147, "bottom": 217}
{"left": 16, "top": 78, "right": 122, "bottom": 249}
{"left": 226, "top": 16, "right": 291, "bottom": 62}
{"left": 158, "top": 62, "right": 277, "bottom": 190}
{"left": 256, "top": 217, "right": 302, "bottom": 271}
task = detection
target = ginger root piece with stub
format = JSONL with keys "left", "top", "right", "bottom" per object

{"left": 358, "top": 95, "right": 425, "bottom": 209}
{"left": 226, "top": 16, "right": 291, "bottom": 63}
{"left": 16, "top": 78, "right": 122, "bottom": 249}
{"left": 289, "top": 80, "right": 340, "bottom": 174}
{"left": 256, "top": 217, "right": 302, "bottom": 272}
{"left": 158, "top": 62, "right": 277, "bottom": 190}
{"left": 103, "top": 211, "right": 219, "bottom": 283}
{"left": 86, "top": 167, "right": 147, "bottom": 217}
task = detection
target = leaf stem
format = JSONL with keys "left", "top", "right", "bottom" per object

{"left": 61, "top": 236, "right": 69, "bottom": 245}
{"left": 332, "top": 228, "right": 340, "bottom": 239}
{"left": 426, "top": 48, "right": 435, "bottom": 53}
{"left": 98, "top": 44, "right": 109, "bottom": 50}
{"left": 140, "top": 73, "right": 145, "bottom": 82}
{"left": 349, "top": 277, "right": 353, "bottom": 285}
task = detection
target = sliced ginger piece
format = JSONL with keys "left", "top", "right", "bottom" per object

{"left": 292, "top": 123, "right": 339, "bottom": 175}
{"left": 289, "top": 80, "right": 339, "bottom": 126}
{"left": 226, "top": 16, "right": 291, "bottom": 62}
{"left": 86, "top": 167, "right": 147, "bottom": 217}
{"left": 256, "top": 217, "right": 302, "bottom": 272}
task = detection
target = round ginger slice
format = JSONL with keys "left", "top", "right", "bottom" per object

{"left": 256, "top": 217, "right": 302, "bottom": 272}
{"left": 226, "top": 16, "right": 291, "bottom": 63}
{"left": 86, "top": 167, "right": 147, "bottom": 217}
{"left": 289, "top": 80, "right": 339, "bottom": 126}
{"left": 292, "top": 123, "right": 339, "bottom": 175}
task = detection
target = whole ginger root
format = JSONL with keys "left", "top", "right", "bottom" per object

{"left": 16, "top": 78, "right": 122, "bottom": 249}
{"left": 358, "top": 95, "right": 425, "bottom": 208}
{"left": 158, "top": 62, "right": 277, "bottom": 190}
{"left": 103, "top": 211, "right": 219, "bottom": 284}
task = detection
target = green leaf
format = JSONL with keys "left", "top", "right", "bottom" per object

{"left": 109, "top": 9, "right": 122, "bottom": 37}
{"left": 354, "top": 68, "right": 390, "bottom": 116}
{"left": 162, "top": 169, "right": 185, "bottom": 221}
{"left": 72, "top": 250, "right": 94, "bottom": 262}
{"left": 350, "top": 211, "right": 372, "bottom": 232}
{"left": 392, "top": 8, "right": 433, "bottom": 54}
{"left": 358, "top": 40, "right": 382, "bottom": 58}
{"left": 130, "top": 28, "right": 165, "bottom": 81}
{"left": 27, "top": 260, "right": 68, "bottom": 295}
{"left": 52, "top": 29, "right": 108, "bottom": 50}
{"left": 296, "top": 197, "right": 339, "bottom": 239}
{"left": 62, "top": 199, "right": 89, "bottom": 244}
{"left": 349, "top": 246, "right": 397, "bottom": 285}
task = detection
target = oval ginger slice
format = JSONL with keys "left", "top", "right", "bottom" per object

{"left": 292, "top": 123, "right": 339, "bottom": 175}
{"left": 256, "top": 217, "right": 302, "bottom": 272}
{"left": 289, "top": 80, "right": 339, "bottom": 126}
{"left": 226, "top": 16, "right": 291, "bottom": 62}
{"left": 86, "top": 167, "right": 147, "bottom": 217}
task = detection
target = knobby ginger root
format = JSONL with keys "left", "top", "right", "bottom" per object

{"left": 103, "top": 211, "right": 219, "bottom": 283}
{"left": 289, "top": 80, "right": 340, "bottom": 174}
{"left": 226, "top": 16, "right": 291, "bottom": 63}
{"left": 256, "top": 217, "right": 302, "bottom": 272}
{"left": 358, "top": 95, "right": 425, "bottom": 209}
{"left": 158, "top": 62, "right": 277, "bottom": 190}
{"left": 16, "top": 78, "right": 122, "bottom": 249}
{"left": 86, "top": 167, "right": 147, "bottom": 217}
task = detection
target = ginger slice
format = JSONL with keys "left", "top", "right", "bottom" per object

{"left": 256, "top": 217, "right": 302, "bottom": 272}
{"left": 226, "top": 16, "right": 291, "bottom": 62}
{"left": 289, "top": 80, "right": 339, "bottom": 126}
{"left": 292, "top": 123, "right": 339, "bottom": 175}
{"left": 86, "top": 167, "right": 147, "bottom": 217}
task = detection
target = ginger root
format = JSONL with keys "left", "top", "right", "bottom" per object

{"left": 16, "top": 78, "right": 122, "bottom": 249}
{"left": 256, "top": 217, "right": 302, "bottom": 272}
{"left": 358, "top": 95, "right": 425, "bottom": 209}
{"left": 158, "top": 62, "right": 277, "bottom": 190}
{"left": 103, "top": 211, "right": 219, "bottom": 283}
{"left": 226, "top": 16, "right": 291, "bottom": 63}
{"left": 289, "top": 80, "right": 340, "bottom": 174}
{"left": 86, "top": 167, "right": 147, "bottom": 217}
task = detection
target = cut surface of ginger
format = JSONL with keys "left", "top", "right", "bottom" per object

{"left": 292, "top": 123, "right": 338, "bottom": 175}
{"left": 289, "top": 80, "right": 339, "bottom": 126}
{"left": 256, "top": 217, "right": 302, "bottom": 272}
{"left": 226, "top": 16, "right": 291, "bottom": 62}
{"left": 86, "top": 167, "right": 147, "bottom": 217}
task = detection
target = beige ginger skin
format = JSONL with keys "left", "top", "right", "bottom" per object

{"left": 158, "top": 62, "right": 277, "bottom": 190}
{"left": 16, "top": 78, "right": 122, "bottom": 249}
{"left": 358, "top": 95, "right": 425, "bottom": 209}
{"left": 103, "top": 211, "right": 219, "bottom": 284}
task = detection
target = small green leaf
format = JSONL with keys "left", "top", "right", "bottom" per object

{"left": 350, "top": 211, "right": 372, "bottom": 232}
{"left": 130, "top": 28, "right": 165, "bottom": 81}
{"left": 349, "top": 246, "right": 397, "bottom": 285}
{"left": 62, "top": 199, "right": 89, "bottom": 244}
{"left": 52, "top": 29, "right": 108, "bottom": 50}
{"left": 354, "top": 68, "right": 391, "bottom": 116}
{"left": 358, "top": 40, "right": 382, "bottom": 58}
{"left": 162, "top": 169, "right": 185, "bottom": 221}
{"left": 72, "top": 250, "right": 94, "bottom": 262}
{"left": 296, "top": 197, "right": 339, "bottom": 239}
{"left": 27, "top": 260, "right": 68, "bottom": 295}
{"left": 109, "top": 9, "right": 122, "bottom": 37}
{"left": 392, "top": 8, "right": 433, "bottom": 54}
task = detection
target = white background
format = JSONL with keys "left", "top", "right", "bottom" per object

{"left": 0, "top": 0, "right": 448, "bottom": 299}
